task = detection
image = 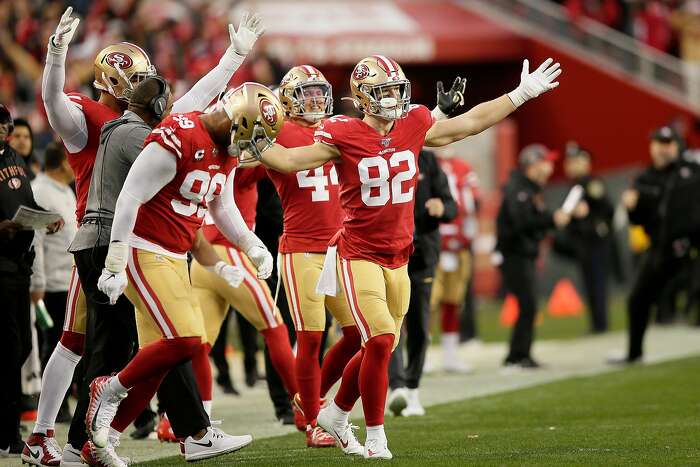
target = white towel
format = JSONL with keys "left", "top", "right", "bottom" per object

{"left": 316, "top": 245, "right": 339, "bottom": 296}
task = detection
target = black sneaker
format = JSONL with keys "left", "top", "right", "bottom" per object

{"left": 277, "top": 408, "right": 295, "bottom": 426}
{"left": 216, "top": 374, "right": 240, "bottom": 396}
{"left": 130, "top": 415, "right": 156, "bottom": 440}
{"left": 607, "top": 354, "right": 642, "bottom": 366}
{"left": 0, "top": 438, "right": 24, "bottom": 457}
{"left": 504, "top": 356, "right": 542, "bottom": 369}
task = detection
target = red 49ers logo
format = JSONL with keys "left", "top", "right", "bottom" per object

{"left": 353, "top": 63, "right": 370, "bottom": 80}
{"left": 105, "top": 52, "right": 133, "bottom": 69}
{"left": 259, "top": 98, "right": 278, "bottom": 126}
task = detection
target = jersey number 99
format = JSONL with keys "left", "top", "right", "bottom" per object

{"left": 171, "top": 170, "right": 226, "bottom": 217}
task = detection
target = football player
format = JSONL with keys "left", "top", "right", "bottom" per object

{"left": 26, "top": 7, "right": 264, "bottom": 466}
{"left": 259, "top": 55, "right": 561, "bottom": 459}
{"left": 191, "top": 164, "right": 299, "bottom": 422}
{"left": 88, "top": 83, "right": 282, "bottom": 462}
{"left": 432, "top": 149, "right": 480, "bottom": 373}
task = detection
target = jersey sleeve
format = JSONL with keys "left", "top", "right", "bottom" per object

{"left": 408, "top": 104, "right": 436, "bottom": 134}
{"left": 236, "top": 164, "right": 267, "bottom": 190}
{"left": 145, "top": 115, "right": 189, "bottom": 167}
{"left": 313, "top": 115, "right": 352, "bottom": 150}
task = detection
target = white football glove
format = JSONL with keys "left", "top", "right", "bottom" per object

{"left": 229, "top": 12, "right": 265, "bottom": 56}
{"left": 97, "top": 270, "right": 128, "bottom": 305}
{"left": 246, "top": 244, "right": 273, "bottom": 279}
{"left": 214, "top": 261, "right": 244, "bottom": 288}
{"left": 97, "top": 241, "right": 129, "bottom": 305}
{"left": 49, "top": 7, "right": 80, "bottom": 53}
{"left": 507, "top": 58, "right": 561, "bottom": 108}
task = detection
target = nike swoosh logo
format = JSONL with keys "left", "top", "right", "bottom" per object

{"left": 191, "top": 440, "right": 213, "bottom": 448}
{"left": 27, "top": 445, "right": 40, "bottom": 459}
{"left": 331, "top": 428, "right": 348, "bottom": 448}
{"left": 91, "top": 401, "right": 102, "bottom": 432}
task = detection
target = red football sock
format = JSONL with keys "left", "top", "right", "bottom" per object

{"left": 359, "top": 334, "right": 393, "bottom": 427}
{"left": 192, "top": 343, "right": 213, "bottom": 402}
{"left": 296, "top": 331, "right": 323, "bottom": 425}
{"left": 261, "top": 325, "right": 298, "bottom": 396}
{"left": 441, "top": 303, "right": 460, "bottom": 333}
{"left": 118, "top": 337, "right": 201, "bottom": 388}
{"left": 111, "top": 373, "right": 166, "bottom": 432}
{"left": 320, "top": 325, "right": 361, "bottom": 398}
{"left": 333, "top": 348, "right": 364, "bottom": 412}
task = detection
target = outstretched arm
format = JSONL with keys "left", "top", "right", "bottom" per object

{"left": 172, "top": 12, "right": 264, "bottom": 113}
{"left": 425, "top": 58, "right": 561, "bottom": 147}
{"left": 41, "top": 7, "right": 88, "bottom": 153}
{"left": 259, "top": 142, "right": 340, "bottom": 173}
{"left": 208, "top": 168, "right": 273, "bottom": 278}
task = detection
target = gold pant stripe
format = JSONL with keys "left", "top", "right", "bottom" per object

{"left": 63, "top": 265, "right": 86, "bottom": 334}
{"left": 227, "top": 247, "right": 277, "bottom": 328}
{"left": 126, "top": 248, "right": 177, "bottom": 339}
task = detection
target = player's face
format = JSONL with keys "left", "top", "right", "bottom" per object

{"left": 377, "top": 85, "right": 402, "bottom": 102}
{"left": 301, "top": 86, "right": 326, "bottom": 113}
{"left": 0, "top": 121, "right": 11, "bottom": 146}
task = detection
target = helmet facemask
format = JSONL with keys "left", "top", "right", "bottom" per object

{"left": 98, "top": 64, "right": 156, "bottom": 102}
{"left": 289, "top": 83, "right": 333, "bottom": 123}
{"left": 361, "top": 80, "right": 411, "bottom": 121}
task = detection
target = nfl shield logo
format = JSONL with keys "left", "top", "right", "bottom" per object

{"left": 381, "top": 137, "right": 391, "bottom": 148}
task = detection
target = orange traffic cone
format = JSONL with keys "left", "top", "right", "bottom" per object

{"left": 500, "top": 294, "right": 519, "bottom": 327}
{"left": 547, "top": 279, "right": 583, "bottom": 317}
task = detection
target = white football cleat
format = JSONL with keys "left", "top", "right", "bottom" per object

{"left": 59, "top": 443, "right": 83, "bottom": 467}
{"left": 183, "top": 427, "right": 252, "bottom": 462}
{"left": 444, "top": 360, "right": 474, "bottom": 374}
{"left": 401, "top": 388, "right": 425, "bottom": 417}
{"left": 22, "top": 430, "right": 62, "bottom": 466}
{"left": 80, "top": 440, "right": 128, "bottom": 467}
{"left": 316, "top": 406, "right": 363, "bottom": 456}
{"left": 87, "top": 376, "right": 127, "bottom": 448}
{"left": 386, "top": 388, "right": 408, "bottom": 417}
{"left": 364, "top": 436, "right": 392, "bottom": 460}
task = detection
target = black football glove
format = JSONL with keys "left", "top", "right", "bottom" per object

{"left": 436, "top": 77, "right": 467, "bottom": 116}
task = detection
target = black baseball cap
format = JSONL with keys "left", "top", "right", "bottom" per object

{"left": 519, "top": 144, "right": 559, "bottom": 167}
{"left": 650, "top": 125, "right": 677, "bottom": 143}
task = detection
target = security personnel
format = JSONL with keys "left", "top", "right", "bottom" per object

{"left": 563, "top": 143, "right": 615, "bottom": 333}
{"left": 388, "top": 149, "right": 457, "bottom": 416}
{"left": 0, "top": 104, "right": 61, "bottom": 455}
{"left": 617, "top": 125, "right": 700, "bottom": 363}
{"left": 496, "top": 144, "right": 583, "bottom": 368}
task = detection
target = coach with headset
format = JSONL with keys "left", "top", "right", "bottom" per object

{"left": 66, "top": 76, "right": 212, "bottom": 449}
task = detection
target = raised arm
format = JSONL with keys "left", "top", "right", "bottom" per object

{"left": 259, "top": 141, "right": 339, "bottom": 173}
{"left": 41, "top": 7, "right": 89, "bottom": 153}
{"left": 425, "top": 58, "right": 561, "bottom": 147}
{"left": 208, "top": 168, "right": 273, "bottom": 278}
{"left": 172, "top": 13, "right": 264, "bottom": 113}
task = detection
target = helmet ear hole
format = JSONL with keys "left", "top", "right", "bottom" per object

{"left": 240, "top": 117, "right": 249, "bottom": 129}
{"left": 110, "top": 77, "right": 119, "bottom": 85}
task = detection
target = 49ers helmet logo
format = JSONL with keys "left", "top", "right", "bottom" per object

{"left": 105, "top": 52, "right": 133, "bottom": 69}
{"left": 259, "top": 98, "right": 278, "bottom": 126}
{"left": 353, "top": 63, "right": 370, "bottom": 80}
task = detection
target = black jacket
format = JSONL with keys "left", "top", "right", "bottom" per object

{"left": 496, "top": 170, "right": 554, "bottom": 259}
{"left": 409, "top": 150, "right": 457, "bottom": 278}
{"left": 567, "top": 175, "right": 614, "bottom": 245}
{"left": 0, "top": 145, "right": 39, "bottom": 263}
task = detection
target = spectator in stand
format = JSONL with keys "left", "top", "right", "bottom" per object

{"left": 671, "top": 1, "right": 700, "bottom": 105}
{"left": 8, "top": 119, "right": 39, "bottom": 180}
{"left": 633, "top": 1, "right": 674, "bottom": 53}
{"left": 565, "top": 0, "right": 624, "bottom": 30}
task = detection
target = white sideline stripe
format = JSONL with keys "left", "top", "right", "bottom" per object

{"left": 229, "top": 248, "right": 277, "bottom": 328}
{"left": 127, "top": 249, "right": 174, "bottom": 338}
{"left": 340, "top": 258, "right": 369, "bottom": 342}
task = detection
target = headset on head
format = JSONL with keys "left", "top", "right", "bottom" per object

{"left": 148, "top": 76, "right": 169, "bottom": 120}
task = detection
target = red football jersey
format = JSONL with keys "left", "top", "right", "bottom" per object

{"left": 313, "top": 105, "right": 435, "bottom": 268}
{"left": 267, "top": 120, "right": 345, "bottom": 253}
{"left": 133, "top": 112, "right": 237, "bottom": 255}
{"left": 202, "top": 165, "right": 266, "bottom": 247}
{"left": 438, "top": 158, "right": 479, "bottom": 252}
{"left": 64, "top": 93, "right": 119, "bottom": 223}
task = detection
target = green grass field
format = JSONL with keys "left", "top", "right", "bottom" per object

{"left": 142, "top": 356, "right": 700, "bottom": 466}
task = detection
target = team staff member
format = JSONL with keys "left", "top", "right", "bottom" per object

{"left": 562, "top": 143, "right": 614, "bottom": 333}
{"left": 387, "top": 149, "right": 456, "bottom": 417}
{"left": 0, "top": 105, "right": 62, "bottom": 457}
{"left": 496, "top": 144, "right": 585, "bottom": 369}
{"left": 616, "top": 126, "right": 699, "bottom": 364}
